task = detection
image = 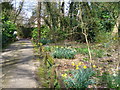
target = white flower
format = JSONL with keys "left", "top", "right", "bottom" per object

{"left": 13, "top": 31, "right": 17, "bottom": 34}
{"left": 113, "top": 73, "right": 117, "bottom": 76}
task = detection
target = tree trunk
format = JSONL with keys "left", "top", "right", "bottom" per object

{"left": 37, "top": 2, "right": 41, "bottom": 43}
{"left": 37, "top": 2, "right": 42, "bottom": 54}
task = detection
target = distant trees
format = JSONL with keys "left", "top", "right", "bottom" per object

{"left": 2, "top": 1, "right": 119, "bottom": 47}
{"left": 1, "top": 1, "right": 26, "bottom": 47}
{"left": 13, "top": 0, "right": 24, "bottom": 23}
{"left": 33, "top": 2, "right": 119, "bottom": 43}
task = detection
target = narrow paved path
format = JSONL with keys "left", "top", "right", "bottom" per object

{"left": 1, "top": 39, "right": 39, "bottom": 88}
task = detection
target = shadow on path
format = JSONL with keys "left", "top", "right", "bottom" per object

{"left": 2, "top": 39, "right": 39, "bottom": 88}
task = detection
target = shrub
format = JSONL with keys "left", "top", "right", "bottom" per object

{"left": 32, "top": 25, "right": 51, "bottom": 44}
{"left": 32, "top": 27, "right": 38, "bottom": 43}
{"left": 52, "top": 47, "right": 76, "bottom": 59}
{"left": 63, "top": 68, "right": 95, "bottom": 88}
{"left": 2, "top": 20, "right": 17, "bottom": 47}
{"left": 95, "top": 31, "right": 112, "bottom": 43}
{"left": 41, "top": 25, "right": 50, "bottom": 38}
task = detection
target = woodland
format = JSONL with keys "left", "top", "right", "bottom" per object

{"left": 1, "top": 1, "right": 120, "bottom": 88}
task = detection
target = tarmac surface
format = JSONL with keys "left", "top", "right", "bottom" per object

{"left": 1, "top": 39, "right": 39, "bottom": 88}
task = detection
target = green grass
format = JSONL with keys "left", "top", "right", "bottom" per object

{"left": 75, "top": 48, "right": 104, "bottom": 58}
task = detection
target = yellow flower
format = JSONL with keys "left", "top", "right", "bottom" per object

{"left": 62, "top": 73, "right": 67, "bottom": 78}
{"left": 39, "top": 43, "right": 42, "bottom": 46}
{"left": 76, "top": 65, "right": 79, "bottom": 70}
{"left": 56, "top": 46, "right": 58, "bottom": 48}
{"left": 83, "top": 65, "right": 87, "bottom": 69}
{"left": 113, "top": 37, "right": 116, "bottom": 40}
{"left": 42, "top": 47, "right": 45, "bottom": 52}
{"left": 78, "top": 62, "right": 82, "bottom": 65}
{"left": 34, "top": 45, "right": 37, "bottom": 47}
{"left": 71, "top": 62, "right": 75, "bottom": 66}
{"left": 93, "top": 65, "right": 96, "bottom": 68}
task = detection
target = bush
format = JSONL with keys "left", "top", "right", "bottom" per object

{"left": 32, "top": 25, "right": 51, "bottom": 44}
{"left": 95, "top": 31, "right": 112, "bottom": 43}
{"left": 52, "top": 47, "right": 76, "bottom": 59}
{"left": 64, "top": 68, "right": 95, "bottom": 88}
{"left": 32, "top": 27, "right": 38, "bottom": 39}
{"left": 2, "top": 20, "right": 17, "bottom": 47}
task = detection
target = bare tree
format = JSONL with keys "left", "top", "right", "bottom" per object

{"left": 14, "top": 0, "right": 24, "bottom": 23}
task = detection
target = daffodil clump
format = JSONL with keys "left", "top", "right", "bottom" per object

{"left": 44, "top": 46, "right": 77, "bottom": 59}
{"left": 61, "top": 62, "right": 97, "bottom": 88}
{"left": 52, "top": 47, "right": 77, "bottom": 59}
{"left": 71, "top": 61, "right": 90, "bottom": 70}
{"left": 63, "top": 67, "right": 95, "bottom": 88}
{"left": 62, "top": 73, "right": 67, "bottom": 78}
{"left": 44, "top": 46, "right": 64, "bottom": 52}
{"left": 39, "top": 38, "right": 52, "bottom": 45}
